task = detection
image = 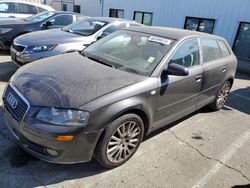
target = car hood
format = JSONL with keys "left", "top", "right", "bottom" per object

{"left": 17, "top": 29, "right": 85, "bottom": 45}
{"left": 0, "top": 18, "right": 29, "bottom": 26}
{"left": 12, "top": 53, "right": 146, "bottom": 108}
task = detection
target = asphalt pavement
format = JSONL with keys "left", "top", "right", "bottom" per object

{"left": 0, "top": 53, "right": 250, "bottom": 188}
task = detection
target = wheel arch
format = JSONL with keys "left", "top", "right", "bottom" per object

{"left": 226, "top": 77, "right": 234, "bottom": 86}
{"left": 113, "top": 108, "right": 150, "bottom": 137}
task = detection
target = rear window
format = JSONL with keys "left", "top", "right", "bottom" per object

{"left": 218, "top": 40, "right": 230, "bottom": 57}
{"left": 103, "top": 23, "right": 128, "bottom": 34}
{"left": 201, "top": 38, "right": 221, "bottom": 63}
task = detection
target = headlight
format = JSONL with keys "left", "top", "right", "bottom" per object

{"left": 24, "top": 44, "right": 57, "bottom": 54}
{"left": 0, "top": 28, "right": 13, "bottom": 34}
{"left": 36, "top": 107, "right": 89, "bottom": 127}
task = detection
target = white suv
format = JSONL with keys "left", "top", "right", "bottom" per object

{"left": 0, "top": 0, "right": 54, "bottom": 18}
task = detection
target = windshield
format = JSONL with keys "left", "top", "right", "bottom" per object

{"left": 62, "top": 20, "right": 108, "bottom": 36}
{"left": 25, "top": 11, "right": 55, "bottom": 22}
{"left": 84, "top": 30, "right": 174, "bottom": 76}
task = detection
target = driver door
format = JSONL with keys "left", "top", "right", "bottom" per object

{"left": 154, "top": 38, "right": 203, "bottom": 129}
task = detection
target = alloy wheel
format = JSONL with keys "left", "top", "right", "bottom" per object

{"left": 216, "top": 82, "right": 231, "bottom": 109}
{"left": 106, "top": 121, "right": 141, "bottom": 163}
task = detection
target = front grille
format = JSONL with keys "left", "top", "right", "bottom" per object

{"left": 12, "top": 43, "right": 26, "bottom": 52}
{"left": 4, "top": 85, "right": 29, "bottom": 122}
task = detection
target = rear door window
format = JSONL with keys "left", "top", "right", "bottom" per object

{"left": 169, "top": 38, "right": 200, "bottom": 68}
{"left": 218, "top": 40, "right": 230, "bottom": 57}
{"left": 201, "top": 38, "right": 221, "bottom": 63}
{"left": 17, "top": 3, "right": 38, "bottom": 14}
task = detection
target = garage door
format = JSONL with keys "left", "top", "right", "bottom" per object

{"left": 233, "top": 22, "right": 250, "bottom": 60}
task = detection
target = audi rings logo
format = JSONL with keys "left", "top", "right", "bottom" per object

{"left": 7, "top": 93, "right": 18, "bottom": 109}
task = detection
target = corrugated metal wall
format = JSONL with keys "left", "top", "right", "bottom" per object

{"left": 9, "top": 0, "right": 42, "bottom": 3}
{"left": 102, "top": 0, "right": 250, "bottom": 46}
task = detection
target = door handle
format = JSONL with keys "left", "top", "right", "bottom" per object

{"left": 195, "top": 75, "right": 202, "bottom": 83}
{"left": 222, "top": 67, "right": 227, "bottom": 73}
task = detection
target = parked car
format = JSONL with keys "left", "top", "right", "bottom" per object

{"left": 0, "top": 0, "right": 54, "bottom": 18}
{"left": 0, "top": 11, "right": 85, "bottom": 51}
{"left": 10, "top": 17, "right": 141, "bottom": 66}
{"left": 2, "top": 26, "right": 237, "bottom": 168}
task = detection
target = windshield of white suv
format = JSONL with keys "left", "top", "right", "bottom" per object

{"left": 25, "top": 11, "right": 55, "bottom": 22}
{"left": 62, "top": 20, "right": 108, "bottom": 36}
{"left": 84, "top": 30, "right": 174, "bottom": 76}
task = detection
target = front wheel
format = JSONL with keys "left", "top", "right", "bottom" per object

{"left": 95, "top": 114, "right": 144, "bottom": 169}
{"left": 209, "top": 81, "right": 232, "bottom": 111}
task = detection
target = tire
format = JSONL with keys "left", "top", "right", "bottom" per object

{"left": 208, "top": 81, "right": 232, "bottom": 111}
{"left": 95, "top": 114, "right": 144, "bottom": 169}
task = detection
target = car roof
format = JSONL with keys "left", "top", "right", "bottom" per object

{"left": 45, "top": 11, "right": 84, "bottom": 15}
{"left": 124, "top": 26, "right": 225, "bottom": 41}
{"left": 0, "top": 0, "right": 55, "bottom": 11}
{"left": 87, "top": 17, "right": 141, "bottom": 24}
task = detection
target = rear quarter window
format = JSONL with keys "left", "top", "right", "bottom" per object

{"left": 37, "top": 7, "right": 46, "bottom": 13}
{"left": 218, "top": 40, "right": 230, "bottom": 57}
{"left": 201, "top": 38, "right": 221, "bottom": 63}
{"left": 76, "top": 15, "right": 85, "bottom": 21}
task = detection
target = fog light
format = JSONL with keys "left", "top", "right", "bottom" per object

{"left": 46, "top": 148, "right": 58, "bottom": 156}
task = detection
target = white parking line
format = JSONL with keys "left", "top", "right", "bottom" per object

{"left": 192, "top": 130, "right": 250, "bottom": 188}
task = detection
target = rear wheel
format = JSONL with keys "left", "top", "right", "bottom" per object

{"left": 209, "top": 81, "right": 232, "bottom": 111}
{"left": 95, "top": 114, "right": 144, "bottom": 169}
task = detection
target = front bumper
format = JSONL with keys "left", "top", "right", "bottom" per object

{"left": 10, "top": 47, "right": 62, "bottom": 66}
{"left": 2, "top": 89, "right": 102, "bottom": 164}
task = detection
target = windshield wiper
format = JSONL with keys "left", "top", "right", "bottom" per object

{"left": 121, "top": 67, "right": 141, "bottom": 74}
{"left": 87, "top": 56, "right": 116, "bottom": 69}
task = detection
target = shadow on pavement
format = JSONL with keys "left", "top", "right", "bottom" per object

{"left": 0, "top": 52, "right": 18, "bottom": 82}
{"left": 0, "top": 51, "right": 10, "bottom": 56}
{"left": 232, "top": 185, "right": 250, "bottom": 188}
{"left": 227, "top": 86, "right": 250, "bottom": 115}
{"left": 235, "top": 72, "right": 250, "bottom": 81}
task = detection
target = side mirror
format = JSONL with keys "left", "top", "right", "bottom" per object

{"left": 43, "top": 20, "right": 54, "bottom": 27}
{"left": 97, "top": 32, "right": 109, "bottom": 40}
{"left": 165, "top": 63, "right": 189, "bottom": 76}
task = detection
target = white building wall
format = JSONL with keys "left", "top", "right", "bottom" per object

{"left": 75, "top": 0, "right": 101, "bottom": 17}
{"left": 45, "top": 0, "right": 102, "bottom": 16}
{"left": 8, "top": 0, "right": 42, "bottom": 3}
{"left": 102, "top": 0, "right": 250, "bottom": 46}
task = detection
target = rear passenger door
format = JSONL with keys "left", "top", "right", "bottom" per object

{"left": 197, "top": 38, "right": 228, "bottom": 108}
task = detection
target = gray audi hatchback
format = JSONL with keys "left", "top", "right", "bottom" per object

{"left": 2, "top": 26, "right": 237, "bottom": 168}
